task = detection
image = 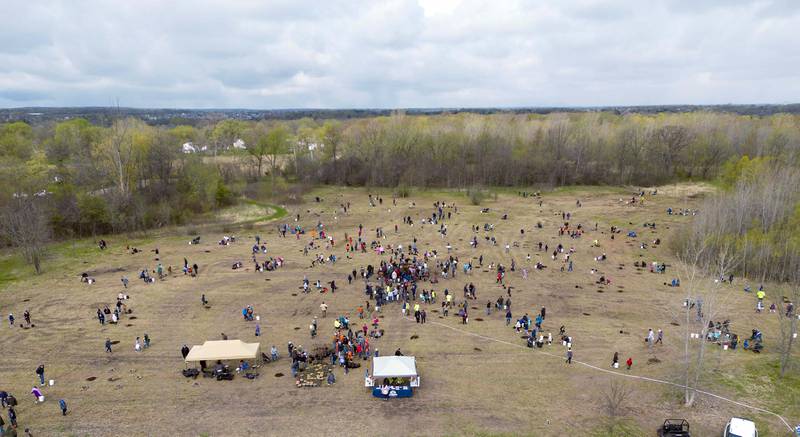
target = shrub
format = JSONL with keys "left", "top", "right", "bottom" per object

{"left": 467, "top": 187, "right": 485, "bottom": 205}
{"left": 395, "top": 184, "right": 411, "bottom": 198}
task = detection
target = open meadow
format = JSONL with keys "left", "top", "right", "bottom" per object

{"left": 0, "top": 185, "right": 797, "bottom": 436}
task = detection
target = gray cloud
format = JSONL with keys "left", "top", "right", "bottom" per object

{"left": 0, "top": 0, "right": 798, "bottom": 108}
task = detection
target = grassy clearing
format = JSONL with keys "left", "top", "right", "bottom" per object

{"left": 0, "top": 184, "right": 794, "bottom": 436}
{"left": 0, "top": 253, "right": 26, "bottom": 290}
{"left": 240, "top": 199, "right": 287, "bottom": 224}
{"left": 716, "top": 359, "right": 800, "bottom": 421}
{"left": 589, "top": 420, "right": 645, "bottom": 437}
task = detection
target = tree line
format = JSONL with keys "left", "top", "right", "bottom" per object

{"left": 1, "top": 111, "right": 799, "bottom": 255}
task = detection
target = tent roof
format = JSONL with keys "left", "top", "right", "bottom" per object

{"left": 373, "top": 356, "right": 417, "bottom": 378}
{"left": 184, "top": 340, "right": 260, "bottom": 362}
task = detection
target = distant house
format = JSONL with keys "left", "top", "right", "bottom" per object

{"left": 182, "top": 142, "right": 197, "bottom": 154}
{"left": 233, "top": 139, "right": 246, "bottom": 150}
{"left": 182, "top": 142, "right": 210, "bottom": 154}
{"left": 306, "top": 142, "right": 323, "bottom": 159}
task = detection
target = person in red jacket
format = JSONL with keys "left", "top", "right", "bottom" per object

{"left": 626, "top": 357, "right": 633, "bottom": 370}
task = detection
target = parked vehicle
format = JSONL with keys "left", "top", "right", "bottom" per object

{"left": 658, "top": 419, "right": 690, "bottom": 437}
{"left": 724, "top": 417, "right": 757, "bottom": 437}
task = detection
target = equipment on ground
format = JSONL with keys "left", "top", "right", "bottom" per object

{"left": 658, "top": 419, "right": 690, "bottom": 437}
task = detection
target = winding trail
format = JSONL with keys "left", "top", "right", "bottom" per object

{"left": 406, "top": 315, "right": 795, "bottom": 432}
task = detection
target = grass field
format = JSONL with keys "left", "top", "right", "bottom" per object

{"left": 0, "top": 184, "right": 797, "bottom": 436}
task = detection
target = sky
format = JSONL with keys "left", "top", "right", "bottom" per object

{"left": 0, "top": 0, "right": 798, "bottom": 109}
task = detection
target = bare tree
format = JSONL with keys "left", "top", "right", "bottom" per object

{"left": 675, "top": 222, "right": 739, "bottom": 407}
{"left": 601, "top": 379, "right": 633, "bottom": 435}
{"left": 0, "top": 197, "right": 50, "bottom": 274}
{"left": 777, "top": 254, "right": 800, "bottom": 377}
{"left": 603, "top": 379, "right": 632, "bottom": 419}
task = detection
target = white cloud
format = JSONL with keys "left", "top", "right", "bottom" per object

{"left": 0, "top": 0, "right": 798, "bottom": 108}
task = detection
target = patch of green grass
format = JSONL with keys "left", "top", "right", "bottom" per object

{"left": 240, "top": 199, "right": 288, "bottom": 224}
{"left": 715, "top": 358, "right": 800, "bottom": 420}
{"left": 444, "top": 426, "right": 537, "bottom": 437}
{"left": 589, "top": 419, "right": 644, "bottom": 437}
{"left": 0, "top": 253, "right": 26, "bottom": 289}
{"left": 548, "top": 185, "right": 630, "bottom": 196}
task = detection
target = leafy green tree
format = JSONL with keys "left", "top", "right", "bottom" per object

{"left": 0, "top": 122, "right": 35, "bottom": 160}
{"left": 211, "top": 119, "right": 245, "bottom": 156}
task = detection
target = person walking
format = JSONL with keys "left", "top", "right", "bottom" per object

{"left": 612, "top": 352, "right": 619, "bottom": 368}
{"left": 105, "top": 338, "right": 113, "bottom": 353}
{"left": 59, "top": 399, "right": 68, "bottom": 416}
{"left": 566, "top": 348, "right": 573, "bottom": 364}
{"left": 320, "top": 302, "right": 328, "bottom": 318}
{"left": 35, "top": 365, "right": 45, "bottom": 386}
{"left": 655, "top": 329, "right": 663, "bottom": 345}
{"left": 626, "top": 357, "right": 633, "bottom": 370}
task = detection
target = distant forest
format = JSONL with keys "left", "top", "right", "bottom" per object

{"left": 2, "top": 103, "right": 800, "bottom": 124}
{"left": 1, "top": 110, "right": 799, "bottom": 244}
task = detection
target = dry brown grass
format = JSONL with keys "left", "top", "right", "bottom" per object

{"left": 0, "top": 183, "right": 792, "bottom": 436}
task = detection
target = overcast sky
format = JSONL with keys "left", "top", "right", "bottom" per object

{"left": 1, "top": 0, "right": 798, "bottom": 109}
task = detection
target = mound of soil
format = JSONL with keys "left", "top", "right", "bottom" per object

{"left": 582, "top": 312, "right": 591, "bottom": 316}
{"left": 647, "top": 357, "right": 661, "bottom": 365}
{"left": 474, "top": 347, "right": 482, "bottom": 351}
{"left": 86, "top": 376, "right": 97, "bottom": 381}
{"left": 474, "top": 317, "right": 484, "bottom": 321}
{"left": 274, "top": 373, "right": 284, "bottom": 377}
{"left": 410, "top": 335, "right": 419, "bottom": 340}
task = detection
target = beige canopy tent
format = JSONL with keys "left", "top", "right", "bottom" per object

{"left": 184, "top": 340, "right": 261, "bottom": 363}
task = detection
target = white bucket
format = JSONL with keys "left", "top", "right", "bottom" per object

{"left": 613, "top": 362, "right": 619, "bottom": 368}
{"left": 49, "top": 379, "right": 54, "bottom": 386}
{"left": 794, "top": 333, "right": 797, "bottom": 339}
{"left": 567, "top": 342, "right": 572, "bottom": 348}
{"left": 38, "top": 395, "right": 45, "bottom": 402}
{"left": 256, "top": 315, "right": 260, "bottom": 321}
{"left": 562, "top": 341, "right": 567, "bottom": 346}
{"left": 723, "top": 345, "right": 728, "bottom": 350}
